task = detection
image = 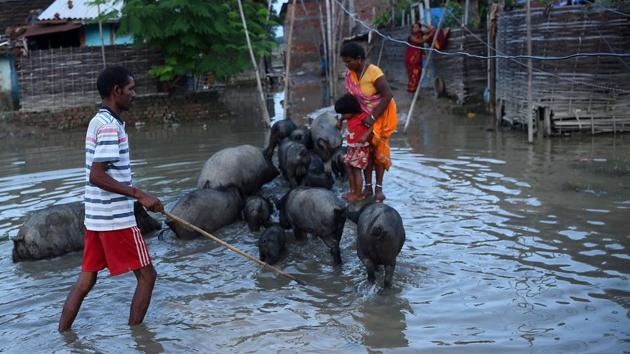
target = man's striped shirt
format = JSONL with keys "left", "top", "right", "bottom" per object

{"left": 84, "top": 106, "right": 136, "bottom": 231}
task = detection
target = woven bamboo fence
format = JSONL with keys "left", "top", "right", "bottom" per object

{"left": 427, "top": 27, "right": 488, "bottom": 104}
{"left": 496, "top": 5, "right": 630, "bottom": 134}
{"left": 373, "top": 26, "right": 487, "bottom": 104}
{"left": 18, "top": 45, "right": 162, "bottom": 111}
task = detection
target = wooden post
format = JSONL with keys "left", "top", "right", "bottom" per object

{"left": 487, "top": 4, "right": 497, "bottom": 118}
{"left": 544, "top": 108, "right": 551, "bottom": 136}
{"left": 237, "top": 0, "right": 271, "bottom": 127}
{"left": 526, "top": 0, "right": 533, "bottom": 143}
{"left": 283, "top": 0, "right": 297, "bottom": 122}
{"left": 404, "top": 0, "right": 449, "bottom": 133}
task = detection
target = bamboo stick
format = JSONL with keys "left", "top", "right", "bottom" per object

{"left": 526, "top": 0, "right": 533, "bottom": 143}
{"left": 97, "top": 3, "right": 106, "bottom": 69}
{"left": 404, "top": 0, "right": 449, "bottom": 133}
{"left": 333, "top": 0, "right": 345, "bottom": 100}
{"left": 237, "top": 0, "right": 271, "bottom": 127}
{"left": 423, "top": 0, "right": 432, "bottom": 26}
{"left": 376, "top": 36, "right": 386, "bottom": 67}
{"left": 283, "top": 0, "right": 298, "bottom": 122}
{"left": 163, "top": 211, "right": 305, "bottom": 285}
{"left": 326, "top": 0, "right": 334, "bottom": 105}
{"left": 318, "top": 2, "right": 330, "bottom": 105}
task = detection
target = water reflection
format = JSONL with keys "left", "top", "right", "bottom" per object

{"left": 61, "top": 330, "right": 99, "bottom": 353}
{"left": 356, "top": 294, "right": 410, "bottom": 349}
{"left": 131, "top": 324, "right": 165, "bottom": 354}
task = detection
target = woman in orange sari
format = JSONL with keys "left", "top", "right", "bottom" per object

{"left": 341, "top": 42, "right": 398, "bottom": 203}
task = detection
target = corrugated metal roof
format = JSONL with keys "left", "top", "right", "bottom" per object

{"left": 37, "top": 0, "right": 122, "bottom": 21}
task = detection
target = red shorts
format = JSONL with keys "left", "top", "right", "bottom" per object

{"left": 82, "top": 226, "right": 152, "bottom": 276}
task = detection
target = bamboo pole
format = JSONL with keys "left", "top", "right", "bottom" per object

{"left": 464, "top": 0, "right": 469, "bottom": 25}
{"left": 317, "top": 3, "right": 331, "bottom": 104}
{"left": 376, "top": 36, "right": 386, "bottom": 67}
{"left": 283, "top": 0, "right": 298, "bottom": 121}
{"left": 237, "top": 0, "right": 271, "bottom": 127}
{"left": 331, "top": 0, "right": 337, "bottom": 100}
{"left": 325, "top": 0, "right": 334, "bottom": 104}
{"left": 163, "top": 211, "right": 305, "bottom": 285}
{"left": 526, "top": 0, "right": 533, "bottom": 143}
{"left": 97, "top": 3, "right": 106, "bottom": 69}
{"left": 318, "top": 2, "right": 331, "bottom": 105}
{"left": 333, "top": 0, "right": 345, "bottom": 100}
{"left": 404, "top": 0, "right": 449, "bottom": 133}
{"left": 419, "top": 2, "right": 425, "bottom": 24}
{"left": 423, "top": 0, "right": 432, "bottom": 26}
{"left": 411, "top": 4, "right": 416, "bottom": 24}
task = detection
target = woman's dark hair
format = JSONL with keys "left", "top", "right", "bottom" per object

{"left": 97, "top": 66, "right": 133, "bottom": 98}
{"left": 340, "top": 42, "right": 365, "bottom": 59}
{"left": 334, "top": 93, "right": 362, "bottom": 115}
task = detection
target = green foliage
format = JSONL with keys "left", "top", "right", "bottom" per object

{"left": 442, "top": 2, "right": 464, "bottom": 28}
{"left": 373, "top": 11, "right": 392, "bottom": 27}
{"left": 117, "top": 0, "right": 276, "bottom": 82}
{"left": 86, "top": 0, "right": 120, "bottom": 24}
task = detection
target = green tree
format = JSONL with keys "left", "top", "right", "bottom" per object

{"left": 118, "top": 0, "right": 275, "bottom": 83}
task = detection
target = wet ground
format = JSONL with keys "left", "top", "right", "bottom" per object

{"left": 0, "top": 83, "right": 629, "bottom": 353}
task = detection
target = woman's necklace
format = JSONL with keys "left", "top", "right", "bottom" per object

{"left": 358, "top": 61, "right": 368, "bottom": 81}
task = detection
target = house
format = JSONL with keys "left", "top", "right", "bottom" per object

{"left": 24, "top": 0, "right": 133, "bottom": 50}
{"left": 8, "top": 0, "right": 161, "bottom": 111}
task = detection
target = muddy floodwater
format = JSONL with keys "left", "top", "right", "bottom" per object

{"left": 0, "top": 87, "right": 629, "bottom": 353}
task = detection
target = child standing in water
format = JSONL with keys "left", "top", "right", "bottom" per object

{"left": 335, "top": 94, "right": 371, "bottom": 202}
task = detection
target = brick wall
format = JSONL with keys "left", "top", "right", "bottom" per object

{"left": 18, "top": 45, "right": 162, "bottom": 111}
{"left": 284, "top": 1, "right": 326, "bottom": 72}
{"left": 9, "top": 90, "right": 232, "bottom": 129}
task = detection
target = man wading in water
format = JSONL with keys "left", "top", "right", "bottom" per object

{"left": 59, "top": 66, "right": 164, "bottom": 332}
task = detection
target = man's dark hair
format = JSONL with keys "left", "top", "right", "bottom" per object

{"left": 96, "top": 66, "right": 133, "bottom": 98}
{"left": 334, "top": 93, "right": 362, "bottom": 115}
{"left": 340, "top": 42, "right": 365, "bottom": 59}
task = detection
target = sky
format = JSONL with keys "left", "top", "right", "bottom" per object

{"left": 272, "top": 0, "right": 287, "bottom": 38}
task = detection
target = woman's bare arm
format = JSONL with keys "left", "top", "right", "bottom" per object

{"left": 363, "top": 75, "right": 393, "bottom": 127}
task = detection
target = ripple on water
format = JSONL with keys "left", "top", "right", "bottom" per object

{"left": 0, "top": 120, "right": 628, "bottom": 352}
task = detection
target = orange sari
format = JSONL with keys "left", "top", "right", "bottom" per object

{"left": 345, "top": 65, "right": 398, "bottom": 170}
